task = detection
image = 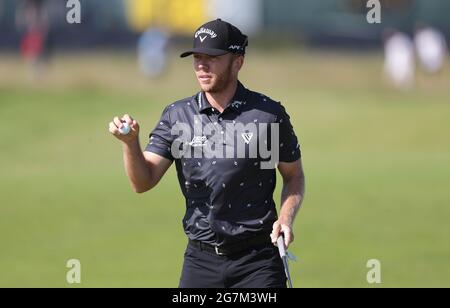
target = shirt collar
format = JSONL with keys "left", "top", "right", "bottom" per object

{"left": 197, "top": 81, "right": 248, "bottom": 114}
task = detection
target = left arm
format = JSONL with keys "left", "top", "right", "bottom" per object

{"left": 271, "top": 159, "right": 305, "bottom": 248}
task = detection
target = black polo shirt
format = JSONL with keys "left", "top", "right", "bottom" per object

{"left": 145, "top": 81, "right": 301, "bottom": 246}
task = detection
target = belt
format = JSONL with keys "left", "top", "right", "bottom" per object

{"left": 189, "top": 233, "right": 272, "bottom": 256}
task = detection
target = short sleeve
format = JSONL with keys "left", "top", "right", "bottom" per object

{"left": 277, "top": 104, "right": 301, "bottom": 162}
{"left": 145, "top": 106, "right": 175, "bottom": 161}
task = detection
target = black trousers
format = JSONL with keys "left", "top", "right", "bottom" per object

{"left": 179, "top": 241, "right": 287, "bottom": 288}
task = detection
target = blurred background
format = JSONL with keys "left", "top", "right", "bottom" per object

{"left": 0, "top": 0, "right": 449, "bottom": 287}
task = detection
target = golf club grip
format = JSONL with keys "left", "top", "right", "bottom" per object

{"left": 277, "top": 235, "right": 286, "bottom": 257}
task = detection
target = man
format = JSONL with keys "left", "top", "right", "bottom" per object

{"left": 15, "top": 0, "right": 51, "bottom": 79}
{"left": 109, "top": 19, "right": 305, "bottom": 288}
{"left": 382, "top": 29, "right": 415, "bottom": 90}
{"left": 414, "top": 24, "right": 447, "bottom": 75}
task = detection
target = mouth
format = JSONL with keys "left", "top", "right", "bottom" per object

{"left": 198, "top": 74, "right": 212, "bottom": 82}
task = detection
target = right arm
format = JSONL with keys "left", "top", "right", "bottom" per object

{"left": 109, "top": 114, "right": 172, "bottom": 193}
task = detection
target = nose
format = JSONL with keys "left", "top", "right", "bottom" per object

{"left": 197, "top": 62, "right": 208, "bottom": 71}
{"left": 195, "top": 57, "right": 209, "bottom": 71}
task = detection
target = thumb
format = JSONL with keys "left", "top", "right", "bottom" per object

{"left": 271, "top": 221, "right": 281, "bottom": 244}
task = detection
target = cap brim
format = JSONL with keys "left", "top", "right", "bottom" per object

{"left": 180, "top": 47, "right": 229, "bottom": 58}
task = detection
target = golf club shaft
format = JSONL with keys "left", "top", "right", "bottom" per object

{"left": 277, "top": 235, "right": 294, "bottom": 288}
{"left": 282, "top": 257, "right": 293, "bottom": 288}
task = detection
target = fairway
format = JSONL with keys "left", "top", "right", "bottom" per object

{"left": 0, "top": 49, "right": 449, "bottom": 287}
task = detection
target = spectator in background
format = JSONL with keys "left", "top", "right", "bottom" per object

{"left": 137, "top": 26, "right": 170, "bottom": 78}
{"left": 15, "top": 0, "right": 51, "bottom": 80}
{"left": 414, "top": 24, "right": 447, "bottom": 75}
{"left": 383, "top": 29, "right": 415, "bottom": 90}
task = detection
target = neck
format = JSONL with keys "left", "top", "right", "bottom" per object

{"left": 205, "top": 79, "right": 238, "bottom": 113}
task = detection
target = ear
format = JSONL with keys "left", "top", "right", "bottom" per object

{"left": 233, "top": 55, "right": 244, "bottom": 72}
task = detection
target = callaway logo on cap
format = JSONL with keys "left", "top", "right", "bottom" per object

{"left": 180, "top": 19, "right": 248, "bottom": 58}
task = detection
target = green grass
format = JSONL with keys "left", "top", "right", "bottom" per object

{"left": 0, "top": 49, "right": 449, "bottom": 287}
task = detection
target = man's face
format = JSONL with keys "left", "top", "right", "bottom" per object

{"left": 193, "top": 53, "right": 243, "bottom": 93}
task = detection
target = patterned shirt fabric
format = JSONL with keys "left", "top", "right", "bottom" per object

{"left": 145, "top": 81, "right": 301, "bottom": 246}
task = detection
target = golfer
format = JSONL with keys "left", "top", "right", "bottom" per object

{"left": 109, "top": 19, "right": 305, "bottom": 288}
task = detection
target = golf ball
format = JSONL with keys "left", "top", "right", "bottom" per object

{"left": 119, "top": 122, "right": 131, "bottom": 135}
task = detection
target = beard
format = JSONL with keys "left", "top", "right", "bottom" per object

{"left": 199, "top": 60, "right": 233, "bottom": 93}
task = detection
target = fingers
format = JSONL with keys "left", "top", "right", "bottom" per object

{"left": 109, "top": 114, "right": 140, "bottom": 141}
{"left": 109, "top": 121, "right": 119, "bottom": 135}
{"left": 113, "top": 114, "right": 133, "bottom": 127}
{"left": 271, "top": 221, "right": 294, "bottom": 248}
{"left": 113, "top": 115, "right": 136, "bottom": 128}
{"left": 122, "top": 115, "right": 139, "bottom": 135}
{"left": 113, "top": 116, "right": 122, "bottom": 128}
{"left": 130, "top": 119, "right": 139, "bottom": 131}
{"left": 280, "top": 224, "right": 294, "bottom": 248}
{"left": 122, "top": 114, "right": 133, "bottom": 125}
{"left": 271, "top": 221, "right": 281, "bottom": 245}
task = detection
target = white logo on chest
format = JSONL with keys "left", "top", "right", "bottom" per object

{"left": 190, "top": 135, "right": 208, "bottom": 147}
{"left": 241, "top": 132, "right": 253, "bottom": 144}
